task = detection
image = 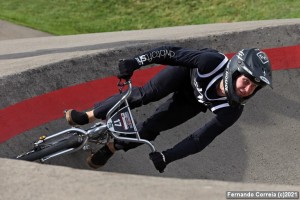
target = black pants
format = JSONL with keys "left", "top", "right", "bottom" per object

{"left": 93, "top": 66, "right": 206, "bottom": 151}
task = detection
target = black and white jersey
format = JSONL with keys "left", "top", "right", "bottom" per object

{"left": 133, "top": 45, "right": 244, "bottom": 144}
{"left": 133, "top": 45, "right": 244, "bottom": 128}
{"left": 133, "top": 45, "right": 243, "bottom": 112}
{"left": 189, "top": 49, "right": 230, "bottom": 113}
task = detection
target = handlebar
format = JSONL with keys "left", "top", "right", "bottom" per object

{"left": 106, "top": 79, "right": 132, "bottom": 120}
{"left": 105, "top": 79, "right": 156, "bottom": 152}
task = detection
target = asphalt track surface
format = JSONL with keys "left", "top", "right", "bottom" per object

{"left": 0, "top": 19, "right": 299, "bottom": 194}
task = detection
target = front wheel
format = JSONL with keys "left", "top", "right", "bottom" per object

{"left": 16, "top": 134, "right": 83, "bottom": 161}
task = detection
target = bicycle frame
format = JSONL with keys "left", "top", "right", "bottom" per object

{"left": 29, "top": 79, "right": 156, "bottom": 162}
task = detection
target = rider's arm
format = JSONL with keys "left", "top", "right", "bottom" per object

{"left": 118, "top": 46, "right": 226, "bottom": 80}
{"left": 162, "top": 105, "right": 244, "bottom": 164}
{"left": 133, "top": 45, "right": 226, "bottom": 71}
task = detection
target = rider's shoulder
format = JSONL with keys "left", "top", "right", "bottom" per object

{"left": 196, "top": 49, "right": 228, "bottom": 75}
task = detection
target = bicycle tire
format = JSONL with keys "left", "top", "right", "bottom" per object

{"left": 16, "top": 134, "right": 82, "bottom": 161}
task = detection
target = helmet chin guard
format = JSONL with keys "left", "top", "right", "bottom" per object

{"left": 223, "top": 48, "right": 272, "bottom": 106}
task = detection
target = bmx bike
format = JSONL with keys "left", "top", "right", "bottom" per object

{"left": 16, "top": 79, "right": 156, "bottom": 162}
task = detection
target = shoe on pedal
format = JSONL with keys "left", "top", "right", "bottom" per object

{"left": 87, "top": 145, "right": 114, "bottom": 169}
{"left": 65, "top": 109, "right": 89, "bottom": 126}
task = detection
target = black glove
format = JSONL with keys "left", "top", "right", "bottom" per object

{"left": 117, "top": 59, "right": 140, "bottom": 80}
{"left": 149, "top": 152, "right": 167, "bottom": 173}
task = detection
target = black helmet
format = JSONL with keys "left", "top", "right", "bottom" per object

{"left": 223, "top": 48, "right": 272, "bottom": 106}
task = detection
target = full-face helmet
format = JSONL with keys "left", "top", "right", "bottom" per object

{"left": 223, "top": 48, "right": 272, "bottom": 106}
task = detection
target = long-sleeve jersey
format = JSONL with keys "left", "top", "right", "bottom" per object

{"left": 132, "top": 46, "right": 244, "bottom": 163}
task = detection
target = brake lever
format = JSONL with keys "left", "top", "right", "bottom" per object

{"left": 117, "top": 78, "right": 130, "bottom": 93}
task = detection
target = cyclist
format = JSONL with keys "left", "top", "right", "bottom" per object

{"left": 65, "top": 46, "right": 272, "bottom": 173}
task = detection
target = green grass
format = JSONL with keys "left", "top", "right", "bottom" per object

{"left": 0, "top": 0, "right": 300, "bottom": 35}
